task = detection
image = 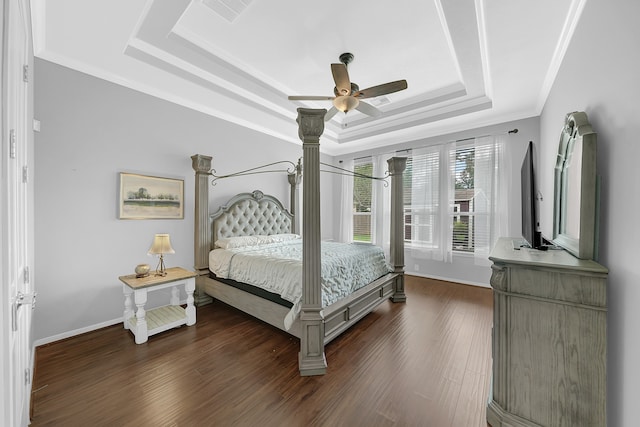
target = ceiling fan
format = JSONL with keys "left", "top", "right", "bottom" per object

{"left": 288, "top": 53, "right": 408, "bottom": 121}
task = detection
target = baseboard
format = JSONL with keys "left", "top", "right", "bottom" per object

{"left": 405, "top": 271, "right": 490, "bottom": 288}
{"left": 33, "top": 317, "right": 123, "bottom": 347}
{"left": 33, "top": 297, "right": 193, "bottom": 347}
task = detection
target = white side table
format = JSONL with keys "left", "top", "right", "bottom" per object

{"left": 120, "top": 267, "right": 197, "bottom": 344}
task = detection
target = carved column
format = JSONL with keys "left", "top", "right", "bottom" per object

{"left": 296, "top": 108, "right": 327, "bottom": 376}
{"left": 191, "top": 154, "right": 214, "bottom": 306}
{"left": 388, "top": 157, "right": 407, "bottom": 302}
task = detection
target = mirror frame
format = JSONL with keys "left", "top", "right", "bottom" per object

{"left": 552, "top": 111, "right": 598, "bottom": 260}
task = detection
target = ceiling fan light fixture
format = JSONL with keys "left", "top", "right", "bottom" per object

{"left": 333, "top": 95, "right": 359, "bottom": 113}
{"left": 287, "top": 53, "right": 407, "bottom": 120}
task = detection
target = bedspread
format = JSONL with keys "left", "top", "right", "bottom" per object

{"left": 209, "top": 240, "right": 391, "bottom": 329}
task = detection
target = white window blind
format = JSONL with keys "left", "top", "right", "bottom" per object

{"left": 404, "top": 145, "right": 454, "bottom": 261}
{"left": 340, "top": 134, "right": 509, "bottom": 263}
{"left": 402, "top": 135, "right": 508, "bottom": 261}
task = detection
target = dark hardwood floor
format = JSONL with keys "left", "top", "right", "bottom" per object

{"left": 30, "top": 275, "right": 493, "bottom": 426}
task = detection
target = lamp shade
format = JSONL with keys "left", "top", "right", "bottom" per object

{"left": 148, "top": 234, "right": 175, "bottom": 255}
{"left": 333, "top": 95, "right": 359, "bottom": 113}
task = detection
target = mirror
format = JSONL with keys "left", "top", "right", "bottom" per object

{"left": 552, "top": 111, "right": 598, "bottom": 260}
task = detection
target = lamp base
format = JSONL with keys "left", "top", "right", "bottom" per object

{"left": 155, "top": 255, "right": 168, "bottom": 276}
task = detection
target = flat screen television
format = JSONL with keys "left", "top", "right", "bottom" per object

{"left": 520, "top": 141, "right": 541, "bottom": 249}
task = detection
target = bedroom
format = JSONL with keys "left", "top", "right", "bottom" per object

{"left": 2, "top": 0, "right": 639, "bottom": 425}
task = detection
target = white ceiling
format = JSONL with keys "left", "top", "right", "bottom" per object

{"left": 30, "top": 0, "right": 585, "bottom": 156}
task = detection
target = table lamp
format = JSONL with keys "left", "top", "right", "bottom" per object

{"left": 148, "top": 233, "right": 175, "bottom": 276}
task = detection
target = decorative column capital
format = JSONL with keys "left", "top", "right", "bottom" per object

{"left": 288, "top": 172, "right": 301, "bottom": 186}
{"left": 191, "top": 154, "right": 212, "bottom": 174}
{"left": 388, "top": 157, "right": 407, "bottom": 176}
{"left": 288, "top": 158, "right": 302, "bottom": 186}
{"left": 296, "top": 108, "right": 326, "bottom": 143}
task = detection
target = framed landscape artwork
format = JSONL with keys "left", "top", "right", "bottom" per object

{"left": 119, "top": 172, "right": 184, "bottom": 219}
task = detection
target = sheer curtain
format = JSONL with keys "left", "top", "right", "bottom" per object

{"left": 338, "top": 159, "right": 354, "bottom": 243}
{"left": 410, "top": 145, "right": 454, "bottom": 262}
{"left": 371, "top": 153, "right": 393, "bottom": 259}
{"left": 472, "top": 135, "right": 510, "bottom": 264}
{"left": 339, "top": 133, "right": 508, "bottom": 262}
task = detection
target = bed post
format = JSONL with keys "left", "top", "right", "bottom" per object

{"left": 191, "top": 154, "right": 214, "bottom": 306}
{"left": 287, "top": 159, "right": 302, "bottom": 234}
{"left": 296, "top": 108, "right": 328, "bottom": 376}
{"left": 388, "top": 157, "right": 407, "bottom": 302}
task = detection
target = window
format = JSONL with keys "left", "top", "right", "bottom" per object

{"left": 453, "top": 145, "right": 475, "bottom": 252}
{"left": 402, "top": 137, "right": 506, "bottom": 258}
{"left": 403, "top": 148, "right": 442, "bottom": 249}
{"left": 352, "top": 158, "right": 373, "bottom": 242}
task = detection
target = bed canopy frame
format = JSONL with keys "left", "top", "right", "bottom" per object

{"left": 191, "top": 108, "right": 407, "bottom": 375}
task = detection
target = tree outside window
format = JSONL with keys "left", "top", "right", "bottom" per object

{"left": 453, "top": 147, "right": 475, "bottom": 252}
{"left": 353, "top": 161, "right": 373, "bottom": 242}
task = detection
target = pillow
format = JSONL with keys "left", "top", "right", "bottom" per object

{"left": 215, "top": 233, "right": 300, "bottom": 249}
{"left": 266, "top": 233, "right": 300, "bottom": 243}
{"left": 215, "top": 235, "right": 261, "bottom": 249}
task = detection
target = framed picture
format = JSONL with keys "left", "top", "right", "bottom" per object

{"left": 118, "top": 172, "right": 184, "bottom": 219}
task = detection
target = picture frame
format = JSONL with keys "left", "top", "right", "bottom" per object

{"left": 118, "top": 172, "right": 184, "bottom": 219}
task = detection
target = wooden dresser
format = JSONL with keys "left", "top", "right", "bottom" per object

{"left": 487, "top": 237, "right": 608, "bottom": 426}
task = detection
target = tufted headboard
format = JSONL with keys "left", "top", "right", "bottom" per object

{"left": 209, "top": 190, "right": 293, "bottom": 246}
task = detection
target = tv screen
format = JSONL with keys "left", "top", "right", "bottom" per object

{"left": 521, "top": 141, "right": 541, "bottom": 249}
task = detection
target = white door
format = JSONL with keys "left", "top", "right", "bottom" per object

{"left": 1, "top": 0, "right": 35, "bottom": 425}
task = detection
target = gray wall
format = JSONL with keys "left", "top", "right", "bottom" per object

{"left": 537, "top": 0, "right": 640, "bottom": 424}
{"left": 33, "top": 59, "right": 334, "bottom": 343}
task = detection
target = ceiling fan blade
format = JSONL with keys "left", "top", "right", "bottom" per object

{"left": 353, "top": 80, "right": 408, "bottom": 99}
{"left": 288, "top": 95, "right": 335, "bottom": 101}
{"left": 331, "top": 63, "right": 352, "bottom": 96}
{"left": 355, "top": 101, "right": 382, "bottom": 117}
{"left": 324, "top": 107, "right": 338, "bottom": 121}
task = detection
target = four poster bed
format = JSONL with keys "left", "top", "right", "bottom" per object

{"left": 191, "top": 108, "right": 407, "bottom": 375}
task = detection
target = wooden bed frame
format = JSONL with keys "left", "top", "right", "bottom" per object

{"left": 191, "top": 108, "right": 407, "bottom": 376}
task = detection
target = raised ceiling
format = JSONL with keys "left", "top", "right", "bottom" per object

{"left": 31, "top": 0, "right": 585, "bottom": 156}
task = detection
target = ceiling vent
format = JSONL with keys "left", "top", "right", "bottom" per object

{"left": 202, "top": 0, "right": 253, "bottom": 23}
{"left": 369, "top": 96, "right": 390, "bottom": 107}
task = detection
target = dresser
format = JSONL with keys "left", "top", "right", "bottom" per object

{"left": 487, "top": 237, "right": 608, "bottom": 426}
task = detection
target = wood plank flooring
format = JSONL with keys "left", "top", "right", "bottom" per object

{"left": 30, "top": 276, "right": 493, "bottom": 426}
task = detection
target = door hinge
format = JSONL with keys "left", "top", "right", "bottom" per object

{"left": 10, "top": 129, "right": 16, "bottom": 159}
{"left": 22, "top": 165, "right": 29, "bottom": 183}
{"left": 23, "top": 65, "right": 29, "bottom": 83}
{"left": 24, "top": 266, "right": 30, "bottom": 284}
{"left": 25, "top": 369, "right": 30, "bottom": 385}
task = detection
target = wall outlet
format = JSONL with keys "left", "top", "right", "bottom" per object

{"left": 414, "top": 264, "right": 420, "bottom": 271}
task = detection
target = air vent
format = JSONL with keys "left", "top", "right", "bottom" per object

{"left": 369, "top": 96, "right": 390, "bottom": 107}
{"left": 202, "top": 0, "right": 253, "bottom": 23}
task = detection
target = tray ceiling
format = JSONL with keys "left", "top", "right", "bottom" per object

{"left": 31, "top": 0, "right": 585, "bottom": 155}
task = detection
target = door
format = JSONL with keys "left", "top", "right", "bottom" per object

{"left": 1, "top": 0, "right": 35, "bottom": 425}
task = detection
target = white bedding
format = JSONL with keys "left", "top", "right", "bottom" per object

{"left": 209, "top": 240, "right": 392, "bottom": 329}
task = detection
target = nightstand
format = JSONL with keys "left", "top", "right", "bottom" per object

{"left": 119, "top": 266, "right": 197, "bottom": 344}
